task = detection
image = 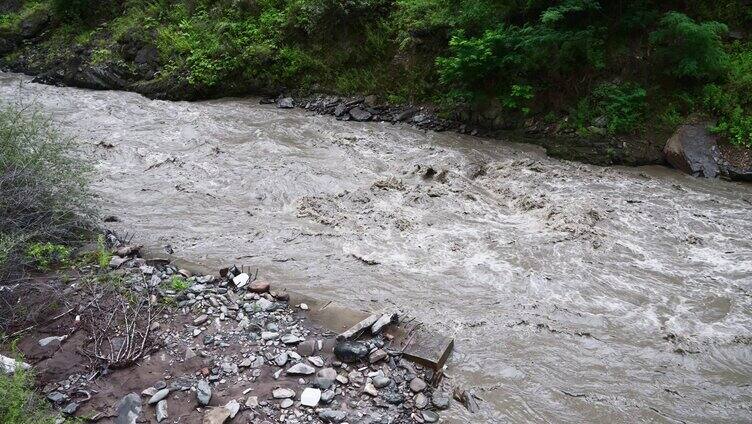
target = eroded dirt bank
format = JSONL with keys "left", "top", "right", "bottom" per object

{"left": 3, "top": 72, "right": 752, "bottom": 423}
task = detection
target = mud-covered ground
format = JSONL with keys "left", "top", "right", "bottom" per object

{"left": 2, "top": 72, "right": 752, "bottom": 423}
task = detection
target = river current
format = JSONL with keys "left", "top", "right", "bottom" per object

{"left": 3, "top": 72, "right": 751, "bottom": 423}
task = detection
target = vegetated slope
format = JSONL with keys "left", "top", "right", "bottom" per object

{"left": 1, "top": 0, "right": 750, "bottom": 149}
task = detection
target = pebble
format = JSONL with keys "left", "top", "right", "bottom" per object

{"left": 363, "top": 382, "right": 379, "bottom": 396}
{"left": 422, "top": 410, "right": 440, "bottom": 422}
{"left": 318, "top": 409, "right": 347, "bottom": 423}
{"left": 314, "top": 368, "right": 337, "bottom": 389}
{"left": 372, "top": 375, "right": 391, "bottom": 389}
{"left": 301, "top": 387, "right": 322, "bottom": 407}
{"left": 280, "top": 398, "right": 294, "bottom": 408}
{"left": 275, "top": 352, "right": 289, "bottom": 367}
{"left": 410, "top": 377, "right": 427, "bottom": 393}
{"left": 225, "top": 399, "right": 240, "bottom": 418}
{"left": 299, "top": 303, "right": 309, "bottom": 310}
{"left": 156, "top": 399, "right": 168, "bottom": 422}
{"left": 414, "top": 393, "right": 429, "bottom": 409}
{"left": 320, "top": 389, "right": 335, "bottom": 404}
{"left": 249, "top": 280, "right": 270, "bottom": 293}
{"left": 273, "top": 388, "right": 295, "bottom": 399}
{"left": 432, "top": 394, "right": 451, "bottom": 410}
{"left": 245, "top": 396, "right": 259, "bottom": 408}
{"left": 308, "top": 356, "right": 324, "bottom": 367}
{"left": 147, "top": 388, "right": 169, "bottom": 404}
{"left": 196, "top": 380, "right": 212, "bottom": 405}
{"left": 287, "top": 363, "right": 315, "bottom": 375}
{"left": 368, "top": 349, "right": 388, "bottom": 364}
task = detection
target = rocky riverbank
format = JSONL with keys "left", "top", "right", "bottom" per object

{"left": 0, "top": 233, "right": 463, "bottom": 423}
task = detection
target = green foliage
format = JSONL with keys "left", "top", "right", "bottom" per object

{"left": 592, "top": 82, "right": 647, "bottom": 134}
{"left": 169, "top": 275, "right": 189, "bottom": 292}
{"left": 96, "top": 234, "right": 111, "bottom": 269}
{"left": 501, "top": 84, "right": 534, "bottom": 115}
{"left": 702, "top": 43, "right": 752, "bottom": 147}
{"left": 0, "top": 104, "right": 94, "bottom": 280}
{"left": 649, "top": 12, "right": 729, "bottom": 81}
{"left": 0, "top": 362, "right": 57, "bottom": 424}
{"left": 25, "top": 242, "right": 70, "bottom": 271}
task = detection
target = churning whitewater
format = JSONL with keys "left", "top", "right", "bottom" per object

{"left": 3, "top": 72, "right": 751, "bottom": 423}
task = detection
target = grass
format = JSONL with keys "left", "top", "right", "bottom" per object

{"left": 0, "top": 359, "right": 57, "bottom": 424}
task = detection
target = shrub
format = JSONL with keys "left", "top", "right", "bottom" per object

{"left": 25, "top": 242, "right": 70, "bottom": 271}
{"left": 0, "top": 362, "right": 57, "bottom": 424}
{"left": 592, "top": 82, "right": 647, "bottom": 134}
{"left": 649, "top": 12, "right": 729, "bottom": 81}
{"left": 0, "top": 104, "right": 94, "bottom": 280}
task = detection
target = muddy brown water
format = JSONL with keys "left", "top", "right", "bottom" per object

{"left": 3, "top": 72, "right": 752, "bottom": 423}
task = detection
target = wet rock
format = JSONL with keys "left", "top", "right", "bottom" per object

{"left": 249, "top": 280, "right": 270, "bottom": 293}
{"left": 278, "top": 98, "right": 294, "bottom": 108}
{"left": 663, "top": 123, "right": 719, "bottom": 178}
{"left": 273, "top": 388, "right": 295, "bottom": 399}
{"left": 421, "top": 410, "right": 440, "bottom": 422}
{"left": 318, "top": 409, "right": 348, "bottom": 423}
{"left": 148, "top": 388, "right": 169, "bottom": 404}
{"left": 349, "top": 107, "right": 372, "bottom": 122}
{"left": 115, "top": 393, "right": 142, "bottom": 424}
{"left": 409, "top": 377, "right": 426, "bottom": 393}
{"left": 333, "top": 341, "right": 369, "bottom": 363}
{"left": 287, "top": 363, "right": 315, "bottom": 375}
{"left": 453, "top": 387, "right": 480, "bottom": 413}
{"left": 314, "top": 367, "right": 337, "bottom": 389}
{"left": 432, "top": 393, "right": 451, "bottom": 410}
{"left": 368, "top": 349, "right": 387, "bottom": 364}
{"left": 197, "top": 380, "right": 212, "bottom": 405}
{"left": 381, "top": 391, "right": 405, "bottom": 405}
{"left": 156, "top": 400, "right": 168, "bottom": 422}
{"left": 301, "top": 387, "right": 322, "bottom": 407}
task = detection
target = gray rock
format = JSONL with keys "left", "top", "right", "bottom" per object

{"left": 409, "top": 377, "right": 426, "bottom": 393}
{"left": 287, "top": 363, "right": 315, "bottom": 375}
{"left": 281, "top": 334, "right": 305, "bottom": 344}
{"left": 414, "top": 393, "right": 428, "bottom": 409}
{"left": 297, "top": 340, "right": 316, "bottom": 356}
{"left": 280, "top": 398, "right": 294, "bottom": 408}
{"left": 422, "top": 410, "right": 440, "bottom": 423}
{"left": 664, "top": 123, "right": 719, "bottom": 178}
{"left": 273, "top": 388, "right": 295, "bottom": 399}
{"left": 432, "top": 393, "right": 451, "bottom": 410}
{"left": 38, "top": 335, "right": 65, "bottom": 348}
{"left": 261, "top": 331, "right": 279, "bottom": 341}
{"left": 46, "top": 391, "right": 67, "bottom": 404}
{"left": 62, "top": 402, "right": 79, "bottom": 415}
{"left": 256, "top": 298, "right": 274, "bottom": 312}
{"left": 275, "top": 352, "right": 289, "bottom": 367}
{"left": 381, "top": 391, "right": 404, "bottom": 405}
{"left": 368, "top": 349, "right": 387, "bottom": 364}
{"left": 320, "top": 389, "right": 335, "bottom": 404}
{"left": 308, "top": 355, "right": 324, "bottom": 367}
{"left": 363, "top": 382, "right": 378, "bottom": 396}
{"left": 193, "top": 314, "right": 209, "bottom": 325}
{"left": 202, "top": 406, "right": 231, "bottom": 424}
{"left": 148, "top": 388, "right": 169, "bottom": 404}
{"left": 314, "top": 367, "right": 337, "bottom": 389}
{"left": 333, "top": 341, "right": 369, "bottom": 363}
{"left": 245, "top": 396, "right": 259, "bottom": 408}
{"left": 277, "top": 97, "right": 294, "bottom": 109}
{"left": 301, "top": 387, "right": 321, "bottom": 407}
{"left": 372, "top": 375, "right": 391, "bottom": 389}
{"left": 225, "top": 399, "right": 240, "bottom": 418}
{"left": 156, "top": 400, "right": 168, "bottom": 422}
{"left": 197, "top": 380, "right": 212, "bottom": 405}
{"left": 115, "top": 393, "right": 142, "bottom": 424}
{"left": 349, "top": 107, "right": 372, "bottom": 122}
{"left": 318, "top": 409, "right": 348, "bottom": 423}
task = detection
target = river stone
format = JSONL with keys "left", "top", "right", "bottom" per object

{"left": 363, "top": 382, "right": 378, "bottom": 396}
{"left": 275, "top": 352, "right": 289, "bottom": 367}
{"left": 202, "top": 406, "right": 231, "bottom": 424}
{"left": 314, "top": 367, "right": 337, "bottom": 389}
{"left": 245, "top": 396, "right": 258, "bottom": 408}
{"left": 261, "top": 331, "right": 279, "bottom": 340}
{"left": 410, "top": 377, "right": 427, "bottom": 393}
{"left": 156, "top": 400, "right": 168, "bottom": 422}
{"left": 372, "top": 375, "right": 391, "bottom": 389}
{"left": 62, "top": 402, "right": 79, "bottom": 415}
{"left": 368, "top": 349, "right": 387, "bottom": 364}
{"left": 256, "top": 298, "right": 273, "bottom": 311}
{"left": 249, "top": 280, "right": 270, "bottom": 293}
{"left": 414, "top": 393, "right": 429, "bottom": 409}
{"left": 225, "top": 400, "right": 240, "bottom": 418}
{"left": 273, "top": 388, "right": 295, "bottom": 399}
{"left": 308, "top": 355, "right": 324, "bottom": 367}
{"left": 280, "top": 398, "right": 294, "bottom": 408}
{"left": 349, "top": 107, "right": 372, "bottom": 122}
{"left": 287, "top": 363, "right": 315, "bottom": 375}
{"left": 281, "top": 334, "right": 304, "bottom": 344}
{"left": 115, "top": 393, "right": 142, "bottom": 424}
{"left": 318, "top": 409, "right": 348, "bottom": 423}
{"left": 301, "top": 387, "right": 322, "bottom": 407}
{"left": 232, "top": 273, "right": 250, "bottom": 288}
{"left": 321, "top": 389, "right": 335, "bottom": 404}
{"left": 277, "top": 97, "right": 294, "bottom": 109}
{"left": 297, "top": 340, "right": 316, "bottom": 356}
{"left": 432, "top": 393, "right": 451, "bottom": 410}
{"left": 193, "top": 314, "right": 209, "bottom": 325}
{"left": 333, "top": 341, "right": 369, "bottom": 363}
{"left": 148, "top": 388, "right": 169, "bottom": 404}
{"left": 196, "top": 380, "right": 212, "bottom": 405}
{"left": 422, "top": 410, "right": 440, "bottom": 423}
{"left": 381, "top": 391, "right": 405, "bottom": 405}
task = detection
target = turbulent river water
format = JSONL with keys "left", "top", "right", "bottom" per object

{"left": 3, "top": 72, "right": 752, "bottom": 423}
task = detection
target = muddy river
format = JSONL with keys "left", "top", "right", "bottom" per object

{"left": 3, "top": 72, "right": 752, "bottom": 423}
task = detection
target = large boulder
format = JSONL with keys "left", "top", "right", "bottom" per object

{"left": 663, "top": 123, "right": 720, "bottom": 178}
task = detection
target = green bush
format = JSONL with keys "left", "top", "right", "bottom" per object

{"left": 25, "top": 242, "right": 70, "bottom": 271}
{"left": 0, "top": 363, "right": 57, "bottom": 424}
{"left": 649, "top": 12, "right": 729, "bottom": 81}
{"left": 0, "top": 104, "right": 94, "bottom": 280}
{"left": 592, "top": 82, "right": 647, "bottom": 134}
